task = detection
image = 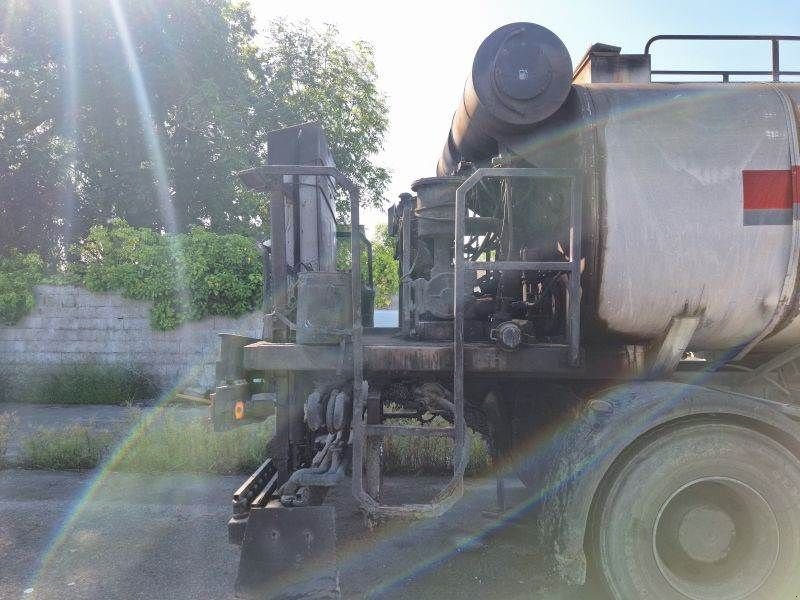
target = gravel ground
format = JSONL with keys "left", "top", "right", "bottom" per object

{"left": 0, "top": 469, "right": 595, "bottom": 600}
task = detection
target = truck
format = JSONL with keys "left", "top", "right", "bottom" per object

{"left": 212, "top": 22, "right": 800, "bottom": 600}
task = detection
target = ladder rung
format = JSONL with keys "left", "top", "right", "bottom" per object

{"left": 466, "top": 260, "right": 573, "bottom": 271}
{"left": 365, "top": 424, "right": 455, "bottom": 438}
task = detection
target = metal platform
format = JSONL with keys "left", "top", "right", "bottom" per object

{"left": 242, "top": 330, "right": 643, "bottom": 378}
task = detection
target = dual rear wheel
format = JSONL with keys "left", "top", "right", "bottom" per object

{"left": 593, "top": 422, "right": 800, "bottom": 600}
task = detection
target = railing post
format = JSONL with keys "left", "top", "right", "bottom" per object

{"left": 773, "top": 39, "right": 780, "bottom": 82}
{"left": 269, "top": 178, "right": 289, "bottom": 343}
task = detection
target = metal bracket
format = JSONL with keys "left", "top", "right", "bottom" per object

{"left": 454, "top": 167, "right": 583, "bottom": 368}
{"left": 646, "top": 316, "right": 700, "bottom": 376}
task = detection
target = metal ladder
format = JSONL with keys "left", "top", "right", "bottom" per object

{"left": 455, "top": 167, "right": 583, "bottom": 368}
{"left": 351, "top": 167, "right": 582, "bottom": 519}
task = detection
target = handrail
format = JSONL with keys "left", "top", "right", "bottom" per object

{"left": 237, "top": 164, "right": 364, "bottom": 476}
{"left": 645, "top": 35, "right": 800, "bottom": 82}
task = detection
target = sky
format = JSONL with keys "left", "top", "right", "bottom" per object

{"left": 249, "top": 0, "right": 800, "bottom": 233}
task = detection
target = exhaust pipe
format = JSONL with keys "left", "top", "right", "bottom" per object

{"left": 437, "top": 22, "right": 573, "bottom": 175}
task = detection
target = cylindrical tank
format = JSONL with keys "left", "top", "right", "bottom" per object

{"left": 503, "top": 82, "right": 800, "bottom": 353}
{"left": 437, "top": 22, "right": 573, "bottom": 176}
{"left": 435, "top": 21, "right": 800, "bottom": 355}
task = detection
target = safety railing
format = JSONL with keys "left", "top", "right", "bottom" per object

{"left": 645, "top": 35, "right": 800, "bottom": 82}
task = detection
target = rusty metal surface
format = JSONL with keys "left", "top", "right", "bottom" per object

{"left": 510, "top": 82, "right": 800, "bottom": 355}
{"left": 591, "top": 84, "right": 798, "bottom": 352}
{"left": 235, "top": 505, "right": 339, "bottom": 599}
{"left": 454, "top": 168, "right": 583, "bottom": 366}
{"left": 241, "top": 336, "right": 648, "bottom": 377}
{"left": 646, "top": 316, "right": 701, "bottom": 376}
{"left": 296, "top": 272, "right": 352, "bottom": 344}
{"left": 437, "top": 22, "right": 573, "bottom": 175}
{"left": 229, "top": 457, "right": 280, "bottom": 545}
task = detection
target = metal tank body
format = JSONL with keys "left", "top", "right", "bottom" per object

{"left": 504, "top": 82, "right": 800, "bottom": 352}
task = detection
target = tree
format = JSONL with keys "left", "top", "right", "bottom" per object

{"left": 371, "top": 224, "right": 399, "bottom": 309}
{"left": 1, "top": 0, "right": 264, "bottom": 255}
{"left": 0, "top": 4, "right": 70, "bottom": 259}
{"left": 255, "top": 19, "right": 390, "bottom": 217}
{"left": 0, "top": 2, "right": 389, "bottom": 260}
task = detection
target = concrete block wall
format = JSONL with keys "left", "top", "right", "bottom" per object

{"left": 0, "top": 285, "right": 262, "bottom": 397}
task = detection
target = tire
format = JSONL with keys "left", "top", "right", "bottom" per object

{"left": 593, "top": 421, "right": 800, "bottom": 600}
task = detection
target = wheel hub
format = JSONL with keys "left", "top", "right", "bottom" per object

{"left": 653, "top": 477, "right": 780, "bottom": 600}
{"left": 677, "top": 505, "right": 736, "bottom": 563}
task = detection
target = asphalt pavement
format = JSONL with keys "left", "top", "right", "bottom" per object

{"left": 0, "top": 469, "right": 591, "bottom": 600}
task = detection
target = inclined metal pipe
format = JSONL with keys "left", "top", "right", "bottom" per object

{"left": 437, "top": 22, "right": 573, "bottom": 176}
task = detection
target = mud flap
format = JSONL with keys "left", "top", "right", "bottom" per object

{"left": 235, "top": 505, "right": 339, "bottom": 599}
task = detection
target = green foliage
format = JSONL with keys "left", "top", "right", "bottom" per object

{"left": 0, "top": 5, "right": 69, "bottom": 261}
{"left": 0, "top": 0, "right": 264, "bottom": 247}
{"left": 17, "top": 409, "right": 270, "bottom": 473}
{"left": 258, "top": 19, "right": 390, "bottom": 217}
{"left": 371, "top": 224, "right": 399, "bottom": 309}
{"left": 21, "top": 425, "right": 113, "bottom": 470}
{"left": 18, "top": 364, "right": 156, "bottom": 405}
{"left": 112, "top": 410, "right": 272, "bottom": 474}
{"left": 0, "top": 251, "right": 44, "bottom": 325}
{"left": 1, "top": 2, "right": 389, "bottom": 260}
{"left": 14, "top": 406, "right": 487, "bottom": 476}
{"left": 71, "top": 219, "right": 262, "bottom": 329}
{"left": 181, "top": 227, "right": 264, "bottom": 321}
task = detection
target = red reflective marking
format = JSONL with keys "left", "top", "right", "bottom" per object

{"left": 743, "top": 169, "right": 795, "bottom": 210}
{"left": 794, "top": 165, "right": 800, "bottom": 205}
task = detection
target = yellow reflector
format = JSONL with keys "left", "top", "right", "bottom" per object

{"left": 234, "top": 400, "right": 245, "bottom": 420}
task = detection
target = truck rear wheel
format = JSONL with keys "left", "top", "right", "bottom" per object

{"left": 593, "top": 421, "right": 800, "bottom": 600}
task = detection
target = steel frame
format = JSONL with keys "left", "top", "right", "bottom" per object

{"left": 449, "top": 167, "right": 583, "bottom": 518}
{"left": 237, "top": 163, "right": 366, "bottom": 498}
{"left": 645, "top": 35, "right": 800, "bottom": 82}
{"left": 237, "top": 165, "right": 584, "bottom": 519}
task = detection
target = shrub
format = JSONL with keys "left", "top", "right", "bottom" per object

{"left": 181, "top": 227, "right": 264, "bottom": 321}
{"left": 21, "top": 424, "right": 113, "bottom": 470}
{"left": 0, "top": 251, "right": 44, "bottom": 325}
{"left": 19, "top": 365, "right": 156, "bottom": 405}
{"left": 70, "top": 219, "right": 262, "bottom": 330}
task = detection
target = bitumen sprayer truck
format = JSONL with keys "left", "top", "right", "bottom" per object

{"left": 212, "top": 22, "right": 800, "bottom": 600}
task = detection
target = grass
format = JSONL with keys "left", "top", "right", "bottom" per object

{"left": 14, "top": 364, "right": 157, "bottom": 405}
{"left": 14, "top": 407, "right": 490, "bottom": 477}
{"left": 112, "top": 410, "right": 272, "bottom": 475}
{"left": 383, "top": 417, "right": 491, "bottom": 476}
{"left": 0, "top": 412, "right": 13, "bottom": 467}
{"left": 21, "top": 424, "right": 113, "bottom": 470}
{"left": 17, "top": 410, "right": 271, "bottom": 473}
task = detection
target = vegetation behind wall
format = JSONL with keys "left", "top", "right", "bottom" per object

{"left": 0, "top": 251, "right": 44, "bottom": 326}
{"left": 70, "top": 219, "right": 263, "bottom": 330}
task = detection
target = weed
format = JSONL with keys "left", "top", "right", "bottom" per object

{"left": 21, "top": 424, "right": 113, "bottom": 470}
{"left": 383, "top": 416, "right": 491, "bottom": 476}
{"left": 111, "top": 409, "right": 272, "bottom": 474}
{"left": 16, "top": 365, "right": 156, "bottom": 405}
